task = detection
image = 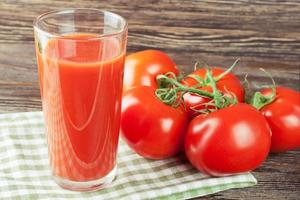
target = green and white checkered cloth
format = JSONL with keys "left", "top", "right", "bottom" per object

{"left": 0, "top": 111, "right": 256, "bottom": 200}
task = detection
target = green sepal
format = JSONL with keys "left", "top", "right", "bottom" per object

{"left": 250, "top": 88, "right": 276, "bottom": 110}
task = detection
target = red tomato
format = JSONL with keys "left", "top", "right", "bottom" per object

{"left": 260, "top": 86, "right": 300, "bottom": 152}
{"left": 121, "top": 86, "right": 188, "bottom": 159}
{"left": 182, "top": 67, "right": 244, "bottom": 118}
{"left": 123, "top": 50, "right": 178, "bottom": 92}
{"left": 184, "top": 103, "right": 271, "bottom": 176}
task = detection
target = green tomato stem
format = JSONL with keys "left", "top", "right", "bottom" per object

{"left": 250, "top": 68, "right": 276, "bottom": 110}
{"left": 214, "top": 58, "right": 240, "bottom": 82}
{"left": 205, "top": 68, "right": 224, "bottom": 108}
{"left": 155, "top": 60, "right": 240, "bottom": 110}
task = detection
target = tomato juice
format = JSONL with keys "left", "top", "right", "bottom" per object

{"left": 36, "top": 33, "right": 125, "bottom": 182}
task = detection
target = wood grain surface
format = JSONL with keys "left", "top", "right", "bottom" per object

{"left": 0, "top": 0, "right": 299, "bottom": 199}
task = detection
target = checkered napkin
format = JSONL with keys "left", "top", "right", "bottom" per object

{"left": 0, "top": 112, "right": 256, "bottom": 200}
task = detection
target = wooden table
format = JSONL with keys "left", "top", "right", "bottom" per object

{"left": 0, "top": 0, "right": 299, "bottom": 199}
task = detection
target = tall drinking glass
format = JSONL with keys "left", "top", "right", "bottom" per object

{"left": 33, "top": 9, "right": 127, "bottom": 191}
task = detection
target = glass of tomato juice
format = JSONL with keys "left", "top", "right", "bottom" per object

{"left": 33, "top": 9, "right": 127, "bottom": 191}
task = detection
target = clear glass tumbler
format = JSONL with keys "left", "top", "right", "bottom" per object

{"left": 33, "top": 9, "right": 127, "bottom": 191}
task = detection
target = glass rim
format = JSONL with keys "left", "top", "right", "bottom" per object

{"left": 33, "top": 8, "right": 128, "bottom": 40}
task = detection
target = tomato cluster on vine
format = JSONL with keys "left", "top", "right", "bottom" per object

{"left": 120, "top": 50, "right": 300, "bottom": 176}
